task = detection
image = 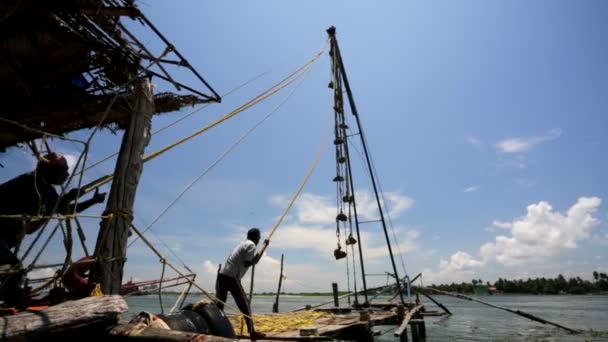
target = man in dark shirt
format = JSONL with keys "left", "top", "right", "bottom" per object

{"left": 0, "top": 153, "right": 106, "bottom": 300}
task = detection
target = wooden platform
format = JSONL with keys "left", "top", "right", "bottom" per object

{"left": 228, "top": 309, "right": 400, "bottom": 342}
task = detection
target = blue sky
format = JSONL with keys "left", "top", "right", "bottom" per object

{"left": 2, "top": 1, "right": 607, "bottom": 296}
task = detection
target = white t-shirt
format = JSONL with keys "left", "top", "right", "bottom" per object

{"left": 220, "top": 239, "right": 256, "bottom": 280}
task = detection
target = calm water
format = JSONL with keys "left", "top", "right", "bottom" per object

{"left": 125, "top": 294, "right": 608, "bottom": 341}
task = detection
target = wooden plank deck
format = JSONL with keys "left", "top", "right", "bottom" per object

{"left": 229, "top": 309, "right": 400, "bottom": 341}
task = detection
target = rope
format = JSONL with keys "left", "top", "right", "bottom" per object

{"left": 81, "top": 40, "right": 330, "bottom": 194}
{"left": 348, "top": 137, "right": 409, "bottom": 277}
{"left": 128, "top": 61, "right": 317, "bottom": 248}
{"left": 245, "top": 105, "right": 332, "bottom": 310}
{"left": 13, "top": 73, "right": 147, "bottom": 266}
{"left": 29, "top": 222, "right": 61, "bottom": 267}
{"left": 128, "top": 224, "right": 252, "bottom": 319}
{"left": 74, "top": 217, "right": 90, "bottom": 256}
{"left": 258, "top": 105, "right": 333, "bottom": 255}
{"left": 170, "top": 280, "right": 191, "bottom": 313}
{"left": 90, "top": 283, "right": 103, "bottom": 296}
{"left": 0, "top": 117, "right": 88, "bottom": 146}
{"left": 357, "top": 134, "right": 409, "bottom": 277}
{"left": 80, "top": 55, "right": 295, "bottom": 175}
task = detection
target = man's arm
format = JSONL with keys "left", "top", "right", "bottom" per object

{"left": 61, "top": 189, "right": 106, "bottom": 214}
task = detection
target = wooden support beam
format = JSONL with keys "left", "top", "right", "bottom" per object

{"left": 393, "top": 304, "right": 423, "bottom": 337}
{"left": 415, "top": 287, "right": 451, "bottom": 315}
{"left": 110, "top": 323, "right": 238, "bottom": 342}
{"left": 410, "top": 319, "right": 426, "bottom": 339}
{"left": 78, "top": 7, "right": 140, "bottom": 17}
{"left": 0, "top": 295, "right": 127, "bottom": 341}
{"left": 90, "top": 78, "right": 154, "bottom": 294}
{"left": 332, "top": 283, "right": 339, "bottom": 308}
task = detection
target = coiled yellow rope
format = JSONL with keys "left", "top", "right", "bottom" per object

{"left": 228, "top": 311, "right": 330, "bottom": 333}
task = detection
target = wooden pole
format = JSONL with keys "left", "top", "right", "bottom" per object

{"left": 414, "top": 287, "right": 451, "bottom": 315}
{"left": 272, "top": 253, "right": 284, "bottom": 313}
{"left": 332, "top": 282, "right": 339, "bottom": 307}
{"left": 90, "top": 78, "right": 154, "bottom": 295}
{"left": 292, "top": 283, "right": 393, "bottom": 312}
{"left": 394, "top": 304, "right": 423, "bottom": 337}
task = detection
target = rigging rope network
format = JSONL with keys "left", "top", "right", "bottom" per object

{"left": 97, "top": 41, "right": 330, "bottom": 314}
{"left": 2, "top": 38, "right": 338, "bottom": 318}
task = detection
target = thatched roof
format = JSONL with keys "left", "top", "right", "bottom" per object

{"left": 0, "top": 0, "right": 220, "bottom": 152}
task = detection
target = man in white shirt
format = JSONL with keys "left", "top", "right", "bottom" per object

{"left": 215, "top": 228, "right": 265, "bottom": 340}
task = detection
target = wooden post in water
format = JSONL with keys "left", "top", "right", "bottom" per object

{"left": 91, "top": 78, "right": 154, "bottom": 294}
{"left": 409, "top": 319, "right": 422, "bottom": 342}
{"left": 272, "top": 254, "right": 284, "bottom": 313}
{"left": 332, "top": 283, "right": 339, "bottom": 307}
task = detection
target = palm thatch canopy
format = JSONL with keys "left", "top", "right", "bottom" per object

{"left": 0, "top": 0, "right": 220, "bottom": 152}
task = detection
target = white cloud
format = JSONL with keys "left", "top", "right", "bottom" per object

{"left": 441, "top": 251, "right": 484, "bottom": 271}
{"left": 384, "top": 192, "right": 415, "bottom": 218}
{"left": 466, "top": 137, "right": 481, "bottom": 146}
{"left": 203, "top": 260, "right": 218, "bottom": 274}
{"left": 63, "top": 153, "right": 79, "bottom": 174}
{"left": 492, "top": 220, "right": 512, "bottom": 229}
{"left": 464, "top": 186, "right": 480, "bottom": 193}
{"left": 28, "top": 267, "right": 57, "bottom": 280}
{"left": 480, "top": 197, "right": 601, "bottom": 266}
{"left": 350, "top": 191, "right": 414, "bottom": 220}
{"left": 496, "top": 127, "right": 562, "bottom": 154}
{"left": 422, "top": 251, "right": 484, "bottom": 284}
{"left": 268, "top": 191, "right": 418, "bottom": 264}
{"left": 271, "top": 191, "right": 414, "bottom": 227}
{"left": 515, "top": 178, "right": 535, "bottom": 187}
{"left": 171, "top": 242, "right": 182, "bottom": 253}
{"left": 271, "top": 224, "right": 419, "bottom": 262}
{"left": 422, "top": 196, "right": 602, "bottom": 284}
{"left": 272, "top": 224, "right": 336, "bottom": 255}
{"left": 292, "top": 193, "right": 336, "bottom": 225}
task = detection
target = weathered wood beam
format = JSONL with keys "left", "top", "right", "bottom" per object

{"left": 0, "top": 295, "right": 127, "bottom": 341}
{"left": 78, "top": 7, "right": 140, "bottom": 17}
{"left": 110, "top": 323, "right": 240, "bottom": 342}
{"left": 393, "top": 304, "right": 423, "bottom": 337}
{"left": 0, "top": 93, "right": 204, "bottom": 152}
{"left": 90, "top": 77, "right": 153, "bottom": 294}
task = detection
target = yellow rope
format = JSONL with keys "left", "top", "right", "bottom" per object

{"left": 129, "top": 61, "right": 318, "bottom": 248}
{"left": 79, "top": 55, "right": 298, "bottom": 175}
{"left": 260, "top": 101, "right": 334, "bottom": 254}
{"left": 90, "top": 283, "right": 103, "bottom": 296}
{"left": 128, "top": 224, "right": 253, "bottom": 320}
{"left": 248, "top": 93, "right": 333, "bottom": 304}
{"left": 228, "top": 311, "right": 331, "bottom": 333}
{"left": 81, "top": 40, "right": 330, "bottom": 194}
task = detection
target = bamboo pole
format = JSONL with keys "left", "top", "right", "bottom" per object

{"left": 414, "top": 287, "right": 451, "bottom": 315}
